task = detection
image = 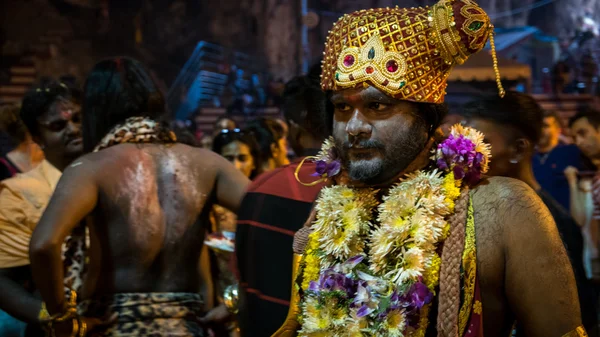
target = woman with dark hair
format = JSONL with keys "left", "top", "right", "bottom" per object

{"left": 28, "top": 57, "right": 249, "bottom": 337}
{"left": 0, "top": 104, "right": 44, "bottom": 180}
{"left": 212, "top": 128, "right": 261, "bottom": 180}
{"left": 209, "top": 128, "right": 262, "bottom": 336}
{"left": 245, "top": 117, "right": 289, "bottom": 173}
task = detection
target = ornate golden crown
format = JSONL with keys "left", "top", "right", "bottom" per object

{"left": 321, "top": 0, "right": 504, "bottom": 103}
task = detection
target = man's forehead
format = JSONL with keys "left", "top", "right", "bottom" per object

{"left": 39, "top": 98, "right": 77, "bottom": 120}
{"left": 331, "top": 86, "right": 401, "bottom": 103}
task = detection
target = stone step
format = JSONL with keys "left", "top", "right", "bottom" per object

{"left": 0, "top": 86, "right": 28, "bottom": 95}
{"left": 0, "top": 96, "right": 22, "bottom": 104}
{"left": 10, "top": 76, "right": 36, "bottom": 85}
{"left": 10, "top": 67, "right": 36, "bottom": 76}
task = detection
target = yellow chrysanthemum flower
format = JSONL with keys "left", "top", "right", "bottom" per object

{"left": 442, "top": 172, "right": 461, "bottom": 211}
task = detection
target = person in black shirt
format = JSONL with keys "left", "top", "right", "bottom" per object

{"left": 463, "top": 92, "right": 598, "bottom": 337}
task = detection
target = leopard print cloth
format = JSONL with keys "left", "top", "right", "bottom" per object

{"left": 78, "top": 293, "right": 206, "bottom": 336}
{"left": 94, "top": 117, "right": 177, "bottom": 152}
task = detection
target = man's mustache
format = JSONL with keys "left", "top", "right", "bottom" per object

{"left": 343, "top": 138, "right": 385, "bottom": 150}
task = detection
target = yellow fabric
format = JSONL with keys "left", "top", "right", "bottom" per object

{"left": 0, "top": 160, "right": 61, "bottom": 268}
{"left": 458, "top": 198, "right": 476, "bottom": 335}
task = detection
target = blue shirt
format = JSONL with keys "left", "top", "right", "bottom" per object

{"left": 533, "top": 144, "right": 583, "bottom": 211}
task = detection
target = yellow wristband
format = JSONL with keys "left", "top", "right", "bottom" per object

{"left": 562, "top": 326, "right": 588, "bottom": 337}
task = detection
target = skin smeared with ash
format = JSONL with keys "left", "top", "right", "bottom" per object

{"left": 159, "top": 151, "right": 207, "bottom": 245}
{"left": 117, "top": 153, "right": 164, "bottom": 248}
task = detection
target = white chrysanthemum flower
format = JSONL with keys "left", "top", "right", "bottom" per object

{"left": 315, "top": 137, "right": 336, "bottom": 162}
{"left": 388, "top": 247, "right": 425, "bottom": 285}
{"left": 312, "top": 186, "right": 377, "bottom": 261}
{"left": 346, "top": 308, "right": 371, "bottom": 336}
{"left": 301, "top": 297, "right": 331, "bottom": 333}
{"left": 379, "top": 309, "right": 407, "bottom": 337}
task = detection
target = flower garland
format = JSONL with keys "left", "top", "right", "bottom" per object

{"left": 297, "top": 125, "right": 491, "bottom": 337}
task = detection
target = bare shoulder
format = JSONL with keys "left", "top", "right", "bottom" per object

{"left": 171, "top": 143, "right": 231, "bottom": 167}
{"left": 471, "top": 176, "right": 556, "bottom": 241}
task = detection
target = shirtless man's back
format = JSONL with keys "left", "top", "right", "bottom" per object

{"left": 30, "top": 143, "right": 248, "bottom": 336}
{"left": 84, "top": 143, "right": 246, "bottom": 296}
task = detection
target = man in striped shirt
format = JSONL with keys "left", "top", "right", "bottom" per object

{"left": 235, "top": 69, "right": 328, "bottom": 337}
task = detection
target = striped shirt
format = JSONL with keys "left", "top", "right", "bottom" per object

{"left": 235, "top": 158, "right": 325, "bottom": 337}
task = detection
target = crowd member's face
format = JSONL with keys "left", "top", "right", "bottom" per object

{"left": 571, "top": 117, "right": 600, "bottom": 159}
{"left": 466, "top": 118, "right": 515, "bottom": 177}
{"left": 36, "top": 98, "right": 83, "bottom": 160}
{"left": 274, "top": 137, "right": 289, "bottom": 166}
{"left": 221, "top": 140, "right": 255, "bottom": 178}
{"left": 331, "top": 86, "right": 428, "bottom": 185}
{"left": 539, "top": 116, "right": 561, "bottom": 150}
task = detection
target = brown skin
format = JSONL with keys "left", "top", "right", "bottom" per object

{"left": 467, "top": 118, "right": 540, "bottom": 191}
{"left": 466, "top": 119, "right": 580, "bottom": 335}
{"left": 29, "top": 143, "right": 249, "bottom": 335}
{"left": 0, "top": 97, "right": 83, "bottom": 326}
{"left": 538, "top": 116, "right": 562, "bottom": 154}
{"left": 302, "top": 86, "right": 581, "bottom": 336}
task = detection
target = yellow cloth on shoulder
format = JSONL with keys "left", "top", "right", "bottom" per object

{"left": 0, "top": 160, "right": 61, "bottom": 268}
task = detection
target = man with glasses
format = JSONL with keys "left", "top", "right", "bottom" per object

{"left": 0, "top": 80, "right": 82, "bottom": 336}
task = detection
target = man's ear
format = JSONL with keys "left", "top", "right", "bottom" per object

{"left": 512, "top": 138, "right": 531, "bottom": 163}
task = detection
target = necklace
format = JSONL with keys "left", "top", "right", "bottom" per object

{"left": 296, "top": 125, "right": 491, "bottom": 337}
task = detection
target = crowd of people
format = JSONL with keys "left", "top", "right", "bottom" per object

{"left": 0, "top": 0, "right": 599, "bottom": 336}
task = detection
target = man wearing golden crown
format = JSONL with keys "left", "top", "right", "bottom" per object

{"left": 269, "top": 0, "right": 587, "bottom": 336}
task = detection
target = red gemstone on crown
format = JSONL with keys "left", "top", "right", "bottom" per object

{"left": 343, "top": 55, "right": 355, "bottom": 67}
{"left": 366, "top": 66, "right": 374, "bottom": 74}
{"left": 386, "top": 60, "right": 399, "bottom": 72}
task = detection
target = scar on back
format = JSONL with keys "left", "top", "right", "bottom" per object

{"left": 70, "top": 161, "right": 83, "bottom": 168}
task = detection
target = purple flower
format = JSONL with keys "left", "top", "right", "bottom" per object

{"left": 312, "top": 159, "right": 341, "bottom": 178}
{"left": 406, "top": 282, "right": 433, "bottom": 309}
{"left": 437, "top": 133, "right": 485, "bottom": 184}
{"left": 308, "top": 280, "right": 320, "bottom": 293}
{"left": 316, "top": 269, "right": 356, "bottom": 296}
{"left": 357, "top": 304, "right": 375, "bottom": 318}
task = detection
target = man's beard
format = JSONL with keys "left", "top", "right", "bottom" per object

{"left": 336, "top": 122, "right": 428, "bottom": 185}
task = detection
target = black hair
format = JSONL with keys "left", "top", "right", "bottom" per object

{"left": 212, "top": 129, "right": 262, "bottom": 179}
{"left": 171, "top": 123, "right": 198, "bottom": 147}
{"left": 282, "top": 70, "right": 328, "bottom": 140}
{"left": 0, "top": 104, "right": 28, "bottom": 145}
{"left": 20, "top": 79, "right": 71, "bottom": 138}
{"left": 244, "top": 118, "right": 284, "bottom": 163}
{"left": 569, "top": 105, "right": 600, "bottom": 129}
{"left": 82, "top": 57, "right": 167, "bottom": 152}
{"left": 462, "top": 91, "right": 544, "bottom": 144}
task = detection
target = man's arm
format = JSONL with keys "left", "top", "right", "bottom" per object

{"left": 214, "top": 154, "right": 250, "bottom": 213}
{"left": 498, "top": 179, "right": 582, "bottom": 336}
{"left": 0, "top": 266, "right": 41, "bottom": 324}
{"left": 29, "top": 159, "right": 98, "bottom": 315}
